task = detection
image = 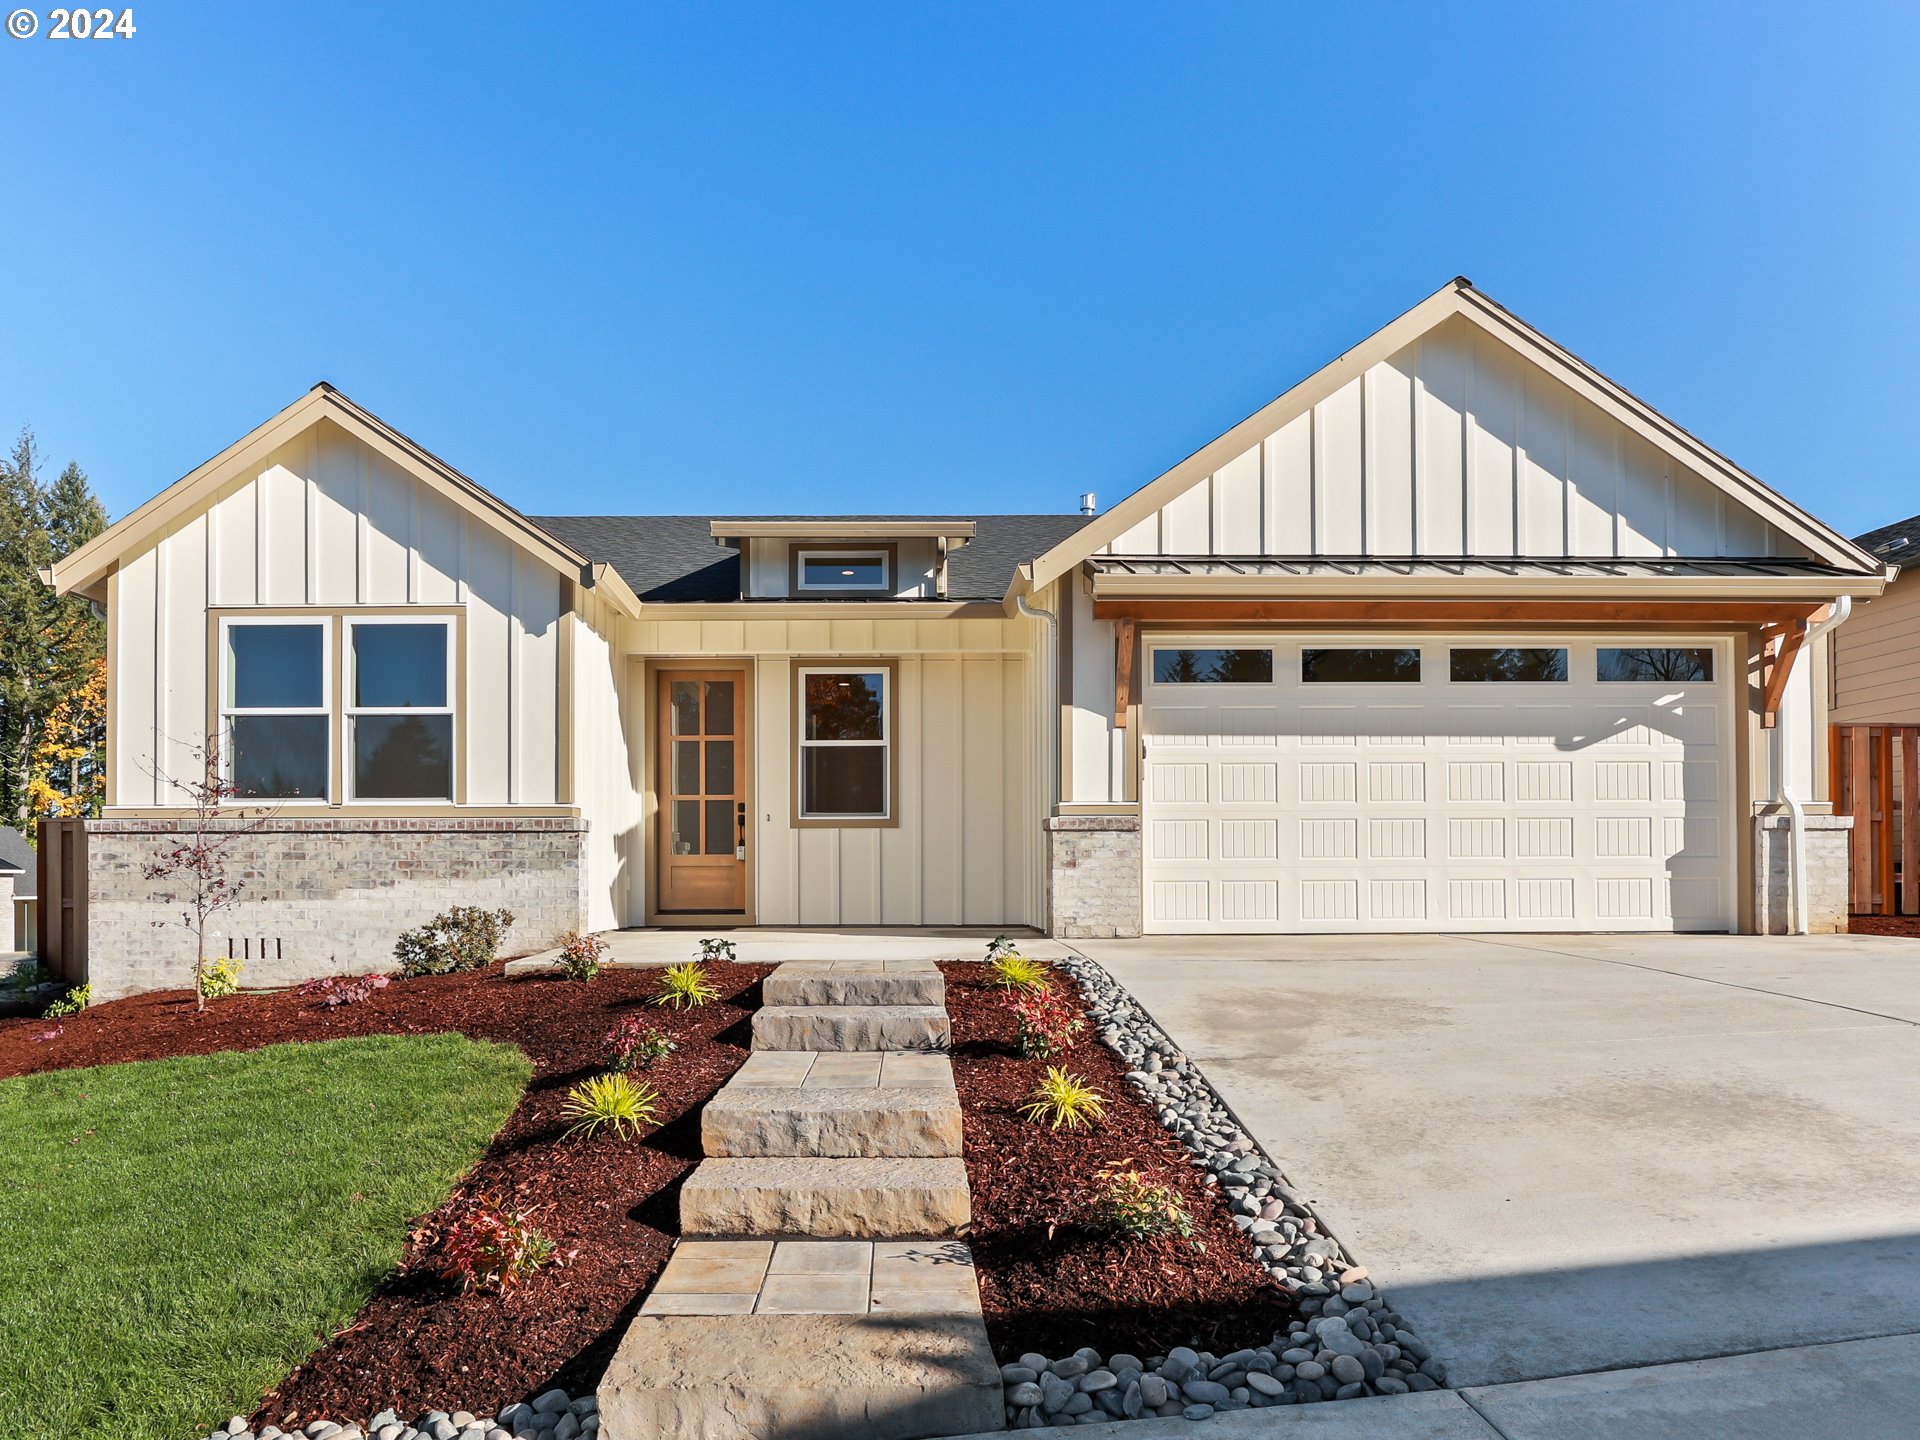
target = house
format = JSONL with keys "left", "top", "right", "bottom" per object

{"left": 1833, "top": 512, "right": 1919, "bottom": 725}
{"left": 43, "top": 279, "right": 1889, "bottom": 996}
{"left": 0, "top": 826, "right": 33, "bottom": 955}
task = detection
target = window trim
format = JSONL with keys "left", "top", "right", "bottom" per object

{"left": 1148, "top": 646, "right": 1277, "bottom": 685}
{"left": 217, "top": 614, "right": 334, "bottom": 804}
{"left": 344, "top": 615, "right": 458, "bottom": 803}
{"left": 793, "top": 660, "right": 899, "bottom": 828}
{"left": 790, "top": 544, "right": 897, "bottom": 596}
{"left": 205, "top": 606, "right": 471, "bottom": 812}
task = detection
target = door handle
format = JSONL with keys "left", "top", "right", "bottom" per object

{"left": 736, "top": 801, "right": 747, "bottom": 860}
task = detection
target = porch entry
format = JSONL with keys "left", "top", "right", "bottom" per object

{"left": 656, "top": 670, "right": 748, "bottom": 914}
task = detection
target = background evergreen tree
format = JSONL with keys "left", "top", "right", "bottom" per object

{"left": 0, "top": 427, "right": 108, "bottom": 832}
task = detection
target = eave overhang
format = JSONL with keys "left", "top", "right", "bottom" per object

{"left": 709, "top": 519, "right": 978, "bottom": 544}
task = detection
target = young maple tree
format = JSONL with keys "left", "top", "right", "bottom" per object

{"left": 141, "top": 734, "right": 279, "bottom": 1011}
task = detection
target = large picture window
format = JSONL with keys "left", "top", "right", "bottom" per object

{"left": 220, "top": 619, "right": 331, "bottom": 800}
{"left": 797, "top": 667, "right": 891, "bottom": 821}
{"left": 347, "top": 619, "right": 455, "bottom": 800}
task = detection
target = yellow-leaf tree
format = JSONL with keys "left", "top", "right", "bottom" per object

{"left": 27, "top": 655, "right": 106, "bottom": 818}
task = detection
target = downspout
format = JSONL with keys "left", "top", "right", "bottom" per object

{"left": 1015, "top": 590, "right": 1060, "bottom": 932}
{"left": 1778, "top": 596, "right": 1852, "bottom": 934}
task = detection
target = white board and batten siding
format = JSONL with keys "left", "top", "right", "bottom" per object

{"left": 113, "top": 419, "right": 566, "bottom": 807}
{"left": 1103, "top": 315, "right": 1802, "bottom": 562}
{"left": 624, "top": 615, "right": 1039, "bottom": 929}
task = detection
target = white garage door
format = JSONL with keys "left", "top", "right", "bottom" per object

{"left": 1141, "top": 636, "right": 1735, "bottom": 934}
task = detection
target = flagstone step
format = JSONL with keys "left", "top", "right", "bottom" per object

{"left": 731, "top": 1048, "right": 955, "bottom": 1091}
{"left": 752, "top": 1003, "right": 950, "bottom": 1053}
{"left": 680, "top": 1157, "right": 972, "bottom": 1238}
{"left": 603, "top": 1239, "right": 1002, "bottom": 1438}
{"left": 763, "top": 959, "right": 946, "bottom": 1008}
{"left": 703, "top": 1084, "right": 964, "bottom": 1158}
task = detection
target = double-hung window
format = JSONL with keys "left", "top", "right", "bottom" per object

{"left": 220, "top": 619, "right": 331, "bottom": 801}
{"left": 347, "top": 618, "right": 455, "bottom": 801}
{"left": 797, "top": 667, "right": 891, "bottom": 821}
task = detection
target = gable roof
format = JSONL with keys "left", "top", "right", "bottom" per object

{"left": 0, "top": 827, "right": 33, "bottom": 898}
{"left": 46, "top": 385, "right": 599, "bottom": 603}
{"left": 1021, "top": 278, "right": 1886, "bottom": 594}
{"left": 531, "top": 514, "right": 1092, "bottom": 602}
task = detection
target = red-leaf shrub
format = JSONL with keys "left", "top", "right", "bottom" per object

{"left": 433, "top": 1194, "right": 565, "bottom": 1293}
{"left": 605, "top": 1014, "right": 677, "bottom": 1072}
{"left": 297, "top": 973, "right": 392, "bottom": 1007}
{"left": 1008, "top": 985, "right": 1085, "bottom": 1059}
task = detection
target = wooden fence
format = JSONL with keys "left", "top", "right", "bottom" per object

{"left": 35, "top": 818, "right": 88, "bottom": 983}
{"left": 1831, "top": 724, "right": 1920, "bottom": 916}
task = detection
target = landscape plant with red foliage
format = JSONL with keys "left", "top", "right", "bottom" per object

{"left": 939, "top": 960, "right": 1296, "bottom": 1361}
{"left": 0, "top": 957, "right": 769, "bottom": 1418}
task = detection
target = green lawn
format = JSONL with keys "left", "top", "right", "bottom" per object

{"left": 0, "top": 1035, "right": 531, "bottom": 1439}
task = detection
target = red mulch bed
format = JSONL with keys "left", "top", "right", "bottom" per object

{"left": 0, "top": 959, "right": 770, "bottom": 1420}
{"left": 1849, "top": 915, "right": 1920, "bottom": 937}
{"left": 939, "top": 961, "right": 1296, "bottom": 1361}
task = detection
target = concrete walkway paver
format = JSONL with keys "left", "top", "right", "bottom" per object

{"left": 1074, "top": 932, "right": 1920, "bottom": 1388}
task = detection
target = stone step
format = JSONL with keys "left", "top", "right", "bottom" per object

{"left": 763, "top": 960, "right": 945, "bottom": 1008}
{"left": 703, "top": 1084, "right": 964, "bottom": 1158}
{"left": 752, "top": 1004, "right": 950, "bottom": 1053}
{"left": 604, "top": 1240, "right": 1001, "bottom": 1439}
{"left": 680, "top": 1157, "right": 972, "bottom": 1238}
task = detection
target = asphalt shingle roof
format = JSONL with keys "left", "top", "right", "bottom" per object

{"left": 0, "top": 827, "right": 34, "bottom": 898}
{"left": 1856, "top": 511, "right": 1920, "bottom": 563}
{"left": 528, "top": 514, "right": 1094, "bottom": 602}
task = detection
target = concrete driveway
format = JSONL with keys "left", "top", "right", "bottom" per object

{"left": 1072, "top": 932, "right": 1920, "bottom": 1389}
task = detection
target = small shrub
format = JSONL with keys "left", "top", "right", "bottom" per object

{"left": 297, "top": 973, "right": 391, "bottom": 1007}
{"left": 437, "top": 1194, "right": 563, "bottom": 1293}
{"left": 394, "top": 906, "right": 515, "bottom": 978}
{"left": 1087, "top": 1164, "right": 1197, "bottom": 1244}
{"left": 42, "top": 984, "right": 90, "bottom": 1020}
{"left": 985, "top": 934, "right": 1018, "bottom": 961}
{"left": 651, "top": 960, "right": 720, "bottom": 1009}
{"left": 201, "top": 958, "right": 243, "bottom": 999}
{"left": 698, "top": 937, "right": 737, "bottom": 964}
{"left": 988, "top": 951, "right": 1053, "bottom": 994}
{"left": 1008, "top": 986, "right": 1084, "bottom": 1059}
{"left": 552, "top": 929, "right": 608, "bottom": 982}
{"left": 1018, "top": 1066, "right": 1106, "bottom": 1131}
{"left": 606, "top": 1014, "right": 676, "bottom": 1072}
{"left": 560, "top": 1072, "right": 661, "bottom": 1140}
{"left": 3, "top": 961, "right": 49, "bottom": 998}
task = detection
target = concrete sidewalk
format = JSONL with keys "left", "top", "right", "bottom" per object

{"left": 949, "top": 1332, "right": 1920, "bottom": 1437}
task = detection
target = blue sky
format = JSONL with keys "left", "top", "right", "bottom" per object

{"left": 1, "top": 2, "right": 1914, "bottom": 536}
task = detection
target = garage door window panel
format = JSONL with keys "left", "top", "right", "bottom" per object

{"left": 1152, "top": 648, "right": 1274, "bottom": 684}
{"left": 1450, "top": 647, "right": 1568, "bottom": 683}
{"left": 1302, "top": 647, "right": 1422, "bottom": 683}
{"left": 1597, "top": 647, "right": 1714, "bottom": 683}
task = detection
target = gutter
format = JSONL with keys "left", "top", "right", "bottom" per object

{"left": 1779, "top": 597, "right": 1853, "bottom": 934}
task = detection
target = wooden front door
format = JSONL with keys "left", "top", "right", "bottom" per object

{"left": 656, "top": 670, "right": 749, "bottom": 914}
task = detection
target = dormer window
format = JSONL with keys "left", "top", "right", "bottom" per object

{"left": 794, "top": 546, "right": 892, "bottom": 595}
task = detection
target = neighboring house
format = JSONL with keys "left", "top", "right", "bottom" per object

{"left": 0, "top": 826, "right": 33, "bottom": 955}
{"left": 43, "top": 279, "right": 1889, "bottom": 996}
{"left": 1833, "top": 512, "right": 1919, "bottom": 724}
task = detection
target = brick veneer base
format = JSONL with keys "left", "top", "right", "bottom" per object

{"left": 1045, "top": 814, "right": 1142, "bottom": 939}
{"left": 1753, "top": 812, "right": 1852, "bottom": 935}
{"left": 82, "top": 816, "right": 588, "bottom": 999}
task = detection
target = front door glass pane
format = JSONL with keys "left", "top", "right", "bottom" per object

{"left": 705, "top": 680, "right": 734, "bottom": 735}
{"left": 671, "top": 681, "right": 700, "bottom": 736}
{"left": 672, "top": 799, "right": 700, "bottom": 855}
{"left": 705, "top": 739, "right": 735, "bottom": 795}
{"left": 673, "top": 740, "right": 700, "bottom": 795}
{"left": 704, "top": 799, "right": 735, "bottom": 855}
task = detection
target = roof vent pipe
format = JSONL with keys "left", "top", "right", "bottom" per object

{"left": 1079, "top": 493, "right": 1097, "bottom": 516}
